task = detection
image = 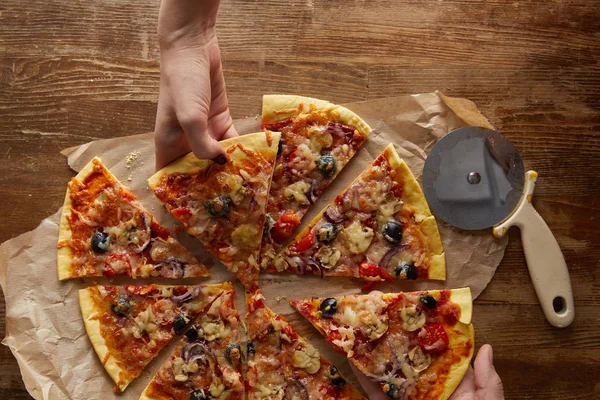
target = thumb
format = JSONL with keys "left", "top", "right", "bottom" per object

{"left": 474, "top": 344, "right": 504, "bottom": 399}
{"left": 178, "top": 111, "right": 227, "bottom": 163}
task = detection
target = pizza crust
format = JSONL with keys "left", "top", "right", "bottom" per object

{"left": 57, "top": 157, "right": 100, "bottom": 280}
{"left": 148, "top": 131, "right": 281, "bottom": 190}
{"left": 78, "top": 287, "right": 130, "bottom": 391}
{"left": 262, "top": 94, "right": 372, "bottom": 137}
{"left": 385, "top": 144, "right": 446, "bottom": 280}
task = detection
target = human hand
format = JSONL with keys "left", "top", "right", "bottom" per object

{"left": 350, "top": 344, "right": 504, "bottom": 400}
{"left": 155, "top": 0, "right": 237, "bottom": 170}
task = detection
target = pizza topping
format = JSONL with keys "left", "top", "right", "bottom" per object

{"left": 190, "top": 389, "right": 208, "bottom": 400}
{"left": 359, "top": 262, "right": 393, "bottom": 282}
{"left": 417, "top": 323, "right": 449, "bottom": 353}
{"left": 104, "top": 253, "right": 131, "bottom": 276}
{"left": 383, "top": 383, "right": 399, "bottom": 399}
{"left": 343, "top": 221, "right": 374, "bottom": 254}
{"left": 185, "top": 327, "right": 199, "bottom": 340}
{"left": 395, "top": 261, "right": 418, "bottom": 280}
{"left": 172, "top": 287, "right": 202, "bottom": 304}
{"left": 271, "top": 210, "right": 301, "bottom": 243}
{"left": 217, "top": 172, "right": 246, "bottom": 205}
{"left": 291, "top": 229, "right": 315, "bottom": 253}
{"left": 198, "top": 317, "right": 227, "bottom": 341}
{"left": 284, "top": 180, "right": 310, "bottom": 205}
{"left": 408, "top": 346, "right": 432, "bottom": 373}
{"left": 172, "top": 356, "right": 199, "bottom": 382}
{"left": 225, "top": 343, "right": 242, "bottom": 367}
{"left": 174, "top": 313, "right": 189, "bottom": 333}
{"left": 324, "top": 205, "right": 348, "bottom": 224}
{"left": 231, "top": 224, "right": 261, "bottom": 249}
{"left": 319, "top": 298, "right": 338, "bottom": 318}
{"left": 316, "top": 154, "right": 337, "bottom": 177}
{"left": 292, "top": 344, "right": 321, "bottom": 374}
{"left": 204, "top": 195, "right": 231, "bottom": 217}
{"left": 420, "top": 295, "right": 437, "bottom": 308}
{"left": 132, "top": 307, "right": 158, "bottom": 338}
{"left": 91, "top": 231, "right": 110, "bottom": 253}
{"left": 183, "top": 340, "right": 217, "bottom": 368}
{"left": 383, "top": 220, "right": 403, "bottom": 243}
{"left": 247, "top": 341, "right": 256, "bottom": 357}
{"left": 317, "top": 223, "right": 339, "bottom": 243}
{"left": 327, "top": 366, "right": 347, "bottom": 387}
{"left": 315, "top": 246, "right": 341, "bottom": 269}
{"left": 104, "top": 213, "right": 152, "bottom": 252}
{"left": 110, "top": 295, "right": 131, "bottom": 317}
{"left": 283, "top": 379, "right": 309, "bottom": 400}
{"left": 400, "top": 306, "right": 426, "bottom": 332}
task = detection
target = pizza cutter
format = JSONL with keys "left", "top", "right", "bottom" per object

{"left": 422, "top": 127, "right": 574, "bottom": 328}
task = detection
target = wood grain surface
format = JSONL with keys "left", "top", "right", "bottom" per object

{"left": 1, "top": 0, "right": 599, "bottom": 399}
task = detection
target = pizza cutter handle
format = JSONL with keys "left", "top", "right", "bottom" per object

{"left": 493, "top": 171, "right": 575, "bottom": 328}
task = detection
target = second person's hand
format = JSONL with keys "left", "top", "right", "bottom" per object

{"left": 154, "top": 0, "right": 237, "bottom": 170}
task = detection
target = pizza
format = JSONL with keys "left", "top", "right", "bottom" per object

{"left": 246, "top": 289, "right": 365, "bottom": 400}
{"left": 57, "top": 157, "right": 209, "bottom": 280}
{"left": 148, "top": 131, "right": 281, "bottom": 289}
{"left": 290, "top": 288, "right": 474, "bottom": 400}
{"left": 141, "top": 283, "right": 244, "bottom": 400}
{"left": 270, "top": 144, "right": 445, "bottom": 286}
{"left": 259, "top": 95, "right": 372, "bottom": 269}
{"left": 78, "top": 283, "right": 226, "bottom": 392}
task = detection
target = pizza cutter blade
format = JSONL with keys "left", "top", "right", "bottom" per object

{"left": 422, "top": 127, "right": 574, "bottom": 328}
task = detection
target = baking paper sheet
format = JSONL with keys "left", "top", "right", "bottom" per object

{"left": 0, "top": 92, "right": 507, "bottom": 399}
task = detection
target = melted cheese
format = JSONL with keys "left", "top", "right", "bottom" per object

{"left": 132, "top": 308, "right": 158, "bottom": 339}
{"left": 343, "top": 221, "right": 374, "bottom": 254}
{"left": 284, "top": 180, "right": 310, "bottom": 205}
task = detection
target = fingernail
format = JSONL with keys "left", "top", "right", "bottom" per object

{"left": 212, "top": 154, "right": 227, "bottom": 165}
{"left": 487, "top": 345, "right": 494, "bottom": 364}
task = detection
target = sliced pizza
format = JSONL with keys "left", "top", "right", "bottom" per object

{"left": 140, "top": 283, "right": 244, "bottom": 400}
{"left": 246, "top": 289, "right": 365, "bottom": 400}
{"left": 79, "top": 283, "right": 226, "bottom": 392}
{"left": 259, "top": 95, "right": 371, "bottom": 269}
{"left": 290, "top": 288, "right": 474, "bottom": 400}
{"left": 271, "top": 143, "right": 445, "bottom": 283}
{"left": 148, "top": 131, "right": 281, "bottom": 290}
{"left": 57, "top": 157, "right": 209, "bottom": 280}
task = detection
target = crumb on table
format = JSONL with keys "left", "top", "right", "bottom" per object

{"left": 126, "top": 151, "right": 139, "bottom": 168}
{"left": 275, "top": 296, "right": 286, "bottom": 302}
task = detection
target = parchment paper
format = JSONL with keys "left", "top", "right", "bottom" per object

{"left": 1, "top": 92, "right": 508, "bottom": 400}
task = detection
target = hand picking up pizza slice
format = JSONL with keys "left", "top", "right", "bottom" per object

{"left": 79, "top": 283, "right": 228, "bottom": 392}
{"left": 140, "top": 283, "right": 244, "bottom": 400}
{"left": 58, "top": 157, "right": 210, "bottom": 280}
{"left": 271, "top": 143, "right": 445, "bottom": 283}
{"left": 291, "top": 288, "right": 474, "bottom": 400}
{"left": 259, "top": 95, "right": 372, "bottom": 269}
{"left": 246, "top": 289, "right": 365, "bottom": 400}
{"left": 148, "top": 131, "right": 281, "bottom": 290}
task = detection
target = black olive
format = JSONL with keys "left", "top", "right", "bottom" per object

{"left": 204, "top": 195, "right": 231, "bottom": 217}
{"left": 225, "top": 343, "right": 242, "bottom": 366}
{"left": 383, "top": 220, "right": 403, "bottom": 243}
{"left": 91, "top": 231, "right": 110, "bottom": 253}
{"left": 185, "top": 327, "right": 199, "bottom": 340}
{"left": 110, "top": 296, "right": 131, "bottom": 317}
{"left": 190, "top": 389, "right": 208, "bottom": 400}
{"left": 319, "top": 298, "right": 338, "bottom": 318}
{"left": 328, "top": 366, "right": 346, "bottom": 387}
{"left": 384, "top": 383, "right": 398, "bottom": 398}
{"left": 174, "top": 314, "right": 189, "bottom": 333}
{"left": 247, "top": 341, "right": 256, "bottom": 357}
{"left": 317, "top": 223, "right": 339, "bottom": 242}
{"left": 395, "top": 261, "right": 417, "bottom": 280}
{"left": 420, "top": 295, "right": 437, "bottom": 308}
{"left": 316, "top": 154, "right": 337, "bottom": 177}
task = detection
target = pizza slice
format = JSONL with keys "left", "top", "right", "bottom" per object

{"left": 58, "top": 157, "right": 209, "bottom": 280}
{"left": 290, "top": 288, "right": 474, "bottom": 400}
{"left": 259, "top": 95, "right": 372, "bottom": 269}
{"left": 246, "top": 289, "right": 365, "bottom": 400}
{"left": 141, "top": 283, "right": 244, "bottom": 400}
{"left": 79, "top": 283, "right": 227, "bottom": 392}
{"left": 271, "top": 143, "right": 445, "bottom": 284}
{"left": 148, "top": 131, "right": 281, "bottom": 290}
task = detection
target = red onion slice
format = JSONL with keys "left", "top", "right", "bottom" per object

{"left": 379, "top": 244, "right": 409, "bottom": 270}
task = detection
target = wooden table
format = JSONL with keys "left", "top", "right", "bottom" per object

{"left": 1, "top": 0, "right": 598, "bottom": 398}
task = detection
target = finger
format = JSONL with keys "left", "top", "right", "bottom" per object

{"left": 207, "top": 42, "right": 238, "bottom": 141}
{"left": 474, "top": 344, "right": 504, "bottom": 398}
{"left": 348, "top": 363, "right": 388, "bottom": 400}
{"left": 177, "top": 108, "right": 226, "bottom": 161}
{"left": 448, "top": 366, "right": 476, "bottom": 400}
{"left": 154, "top": 94, "right": 192, "bottom": 170}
